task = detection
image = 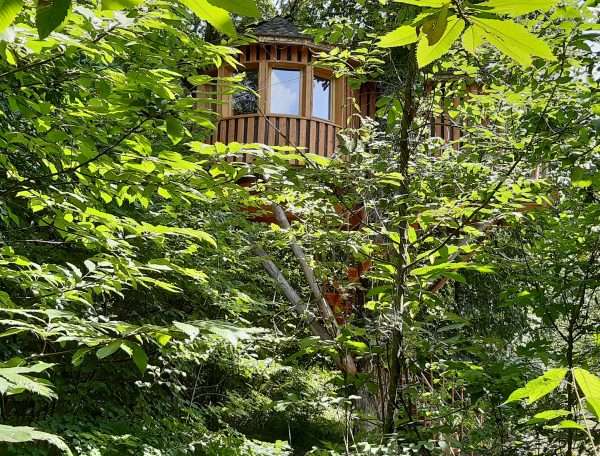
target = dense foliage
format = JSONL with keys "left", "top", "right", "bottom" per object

{"left": 0, "top": 0, "right": 599, "bottom": 455}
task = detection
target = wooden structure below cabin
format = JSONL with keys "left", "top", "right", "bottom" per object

{"left": 200, "top": 17, "right": 378, "bottom": 159}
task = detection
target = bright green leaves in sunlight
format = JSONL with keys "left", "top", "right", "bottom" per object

{"left": 0, "top": 0, "right": 22, "bottom": 33}
{"left": 377, "top": 25, "right": 418, "bottom": 47}
{"left": 178, "top": 0, "right": 236, "bottom": 36}
{"left": 378, "top": 0, "right": 556, "bottom": 67}
{"left": 207, "top": 0, "right": 259, "bottom": 17}
{"left": 0, "top": 425, "right": 73, "bottom": 455}
{"left": 101, "top": 0, "right": 143, "bottom": 10}
{"left": 0, "top": 362, "right": 57, "bottom": 399}
{"left": 393, "top": 0, "right": 446, "bottom": 6}
{"left": 417, "top": 17, "right": 464, "bottom": 68}
{"left": 35, "top": 0, "right": 71, "bottom": 39}
{"left": 505, "top": 368, "right": 567, "bottom": 404}
{"left": 3, "top": 0, "right": 260, "bottom": 38}
{"left": 468, "top": 18, "right": 555, "bottom": 67}
{"left": 573, "top": 368, "right": 600, "bottom": 419}
{"left": 475, "top": 0, "right": 559, "bottom": 16}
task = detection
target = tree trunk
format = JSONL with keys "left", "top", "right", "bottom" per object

{"left": 383, "top": 43, "right": 418, "bottom": 436}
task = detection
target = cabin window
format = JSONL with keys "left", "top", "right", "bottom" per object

{"left": 232, "top": 70, "right": 258, "bottom": 115}
{"left": 270, "top": 68, "right": 301, "bottom": 115}
{"left": 312, "top": 76, "right": 331, "bottom": 120}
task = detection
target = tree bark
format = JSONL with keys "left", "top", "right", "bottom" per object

{"left": 254, "top": 244, "right": 357, "bottom": 375}
{"left": 383, "top": 44, "right": 418, "bottom": 436}
{"left": 269, "top": 203, "right": 357, "bottom": 375}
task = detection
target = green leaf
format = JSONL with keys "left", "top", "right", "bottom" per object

{"left": 571, "top": 168, "right": 593, "bottom": 188}
{"left": 0, "top": 364, "right": 57, "bottom": 399}
{"left": 378, "top": 25, "right": 419, "bottom": 48}
{"left": 544, "top": 420, "right": 586, "bottom": 432}
{"left": 0, "top": 425, "right": 72, "bottom": 455}
{"left": 166, "top": 116, "right": 184, "bottom": 145}
{"left": 471, "top": 18, "right": 555, "bottom": 67}
{"left": 422, "top": 3, "right": 449, "bottom": 45}
{"left": 206, "top": 0, "right": 258, "bottom": 17}
{"left": 0, "top": 0, "right": 22, "bottom": 33}
{"left": 173, "top": 321, "right": 200, "bottom": 340}
{"left": 71, "top": 348, "right": 90, "bottom": 367}
{"left": 477, "top": 0, "right": 559, "bottom": 16}
{"left": 96, "top": 340, "right": 122, "bottom": 359}
{"left": 178, "top": 0, "right": 236, "bottom": 37}
{"left": 573, "top": 368, "right": 600, "bottom": 419}
{"left": 416, "top": 17, "right": 464, "bottom": 67}
{"left": 393, "top": 0, "right": 446, "bottom": 6}
{"left": 35, "top": 0, "right": 70, "bottom": 39}
{"left": 504, "top": 368, "right": 567, "bottom": 404}
{"left": 462, "top": 25, "right": 485, "bottom": 54}
{"left": 101, "top": 0, "right": 143, "bottom": 10}
{"left": 527, "top": 409, "right": 570, "bottom": 424}
{"left": 127, "top": 342, "right": 148, "bottom": 374}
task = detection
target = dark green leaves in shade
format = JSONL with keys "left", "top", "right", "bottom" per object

{"left": 35, "top": 0, "right": 71, "bottom": 39}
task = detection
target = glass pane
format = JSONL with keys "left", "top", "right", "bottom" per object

{"left": 312, "top": 76, "right": 331, "bottom": 120}
{"left": 232, "top": 71, "right": 258, "bottom": 115}
{"left": 270, "top": 69, "right": 300, "bottom": 115}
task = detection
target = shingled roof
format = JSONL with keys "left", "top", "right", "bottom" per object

{"left": 251, "top": 16, "right": 308, "bottom": 40}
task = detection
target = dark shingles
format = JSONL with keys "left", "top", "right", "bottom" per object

{"left": 251, "top": 16, "right": 307, "bottom": 39}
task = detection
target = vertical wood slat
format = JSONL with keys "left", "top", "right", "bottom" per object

{"left": 309, "top": 120, "right": 317, "bottom": 154}
{"left": 289, "top": 117, "right": 297, "bottom": 147}
{"left": 318, "top": 122, "right": 326, "bottom": 156}
{"left": 247, "top": 117, "right": 255, "bottom": 143}
{"left": 212, "top": 115, "right": 340, "bottom": 161}
{"left": 267, "top": 117, "right": 276, "bottom": 145}
{"left": 327, "top": 124, "right": 335, "bottom": 157}
{"left": 227, "top": 118, "right": 236, "bottom": 143}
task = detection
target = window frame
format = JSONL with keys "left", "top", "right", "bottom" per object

{"left": 311, "top": 70, "right": 333, "bottom": 121}
{"left": 267, "top": 63, "right": 305, "bottom": 117}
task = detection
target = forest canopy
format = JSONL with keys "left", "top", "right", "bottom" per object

{"left": 0, "top": 0, "right": 599, "bottom": 455}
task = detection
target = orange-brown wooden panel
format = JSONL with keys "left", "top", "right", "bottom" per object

{"left": 289, "top": 117, "right": 298, "bottom": 147}
{"left": 309, "top": 120, "right": 317, "bottom": 154}
{"left": 247, "top": 117, "right": 256, "bottom": 143}
{"left": 318, "top": 122, "right": 326, "bottom": 156}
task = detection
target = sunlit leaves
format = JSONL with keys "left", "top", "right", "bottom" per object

{"left": 470, "top": 18, "right": 555, "bottom": 67}
{"left": 573, "top": 368, "right": 600, "bottom": 419}
{"left": 178, "top": 0, "right": 236, "bottom": 36}
{"left": 527, "top": 409, "right": 570, "bottom": 425}
{"left": 378, "top": 25, "right": 419, "bottom": 48}
{"left": 0, "top": 0, "right": 22, "bottom": 33}
{"left": 416, "top": 17, "right": 464, "bottom": 67}
{"left": 0, "top": 425, "right": 72, "bottom": 455}
{"left": 0, "top": 362, "right": 56, "bottom": 399}
{"left": 475, "top": 0, "right": 559, "bottom": 17}
{"left": 377, "top": 1, "right": 556, "bottom": 67}
{"left": 35, "top": 0, "right": 71, "bottom": 39}
{"left": 207, "top": 0, "right": 259, "bottom": 17}
{"left": 393, "top": 0, "right": 446, "bottom": 6}
{"left": 101, "top": 0, "right": 143, "bottom": 10}
{"left": 462, "top": 25, "right": 484, "bottom": 55}
{"left": 505, "top": 368, "right": 567, "bottom": 404}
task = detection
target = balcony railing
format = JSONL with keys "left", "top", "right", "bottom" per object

{"left": 210, "top": 114, "right": 340, "bottom": 159}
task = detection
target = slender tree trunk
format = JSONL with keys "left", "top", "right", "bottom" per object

{"left": 383, "top": 44, "right": 418, "bottom": 435}
{"left": 264, "top": 203, "right": 357, "bottom": 375}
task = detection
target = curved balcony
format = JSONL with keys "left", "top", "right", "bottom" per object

{"left": 212, "top": 114, "right": 340, "bottom": 159}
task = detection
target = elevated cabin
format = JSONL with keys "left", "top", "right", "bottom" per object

{"left": 203, "top": 17, "right": 378, "bottom": 159}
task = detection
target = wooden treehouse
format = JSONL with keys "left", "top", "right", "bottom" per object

{"left": 204, "top": 16, "right": 377, "bottom": 159}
